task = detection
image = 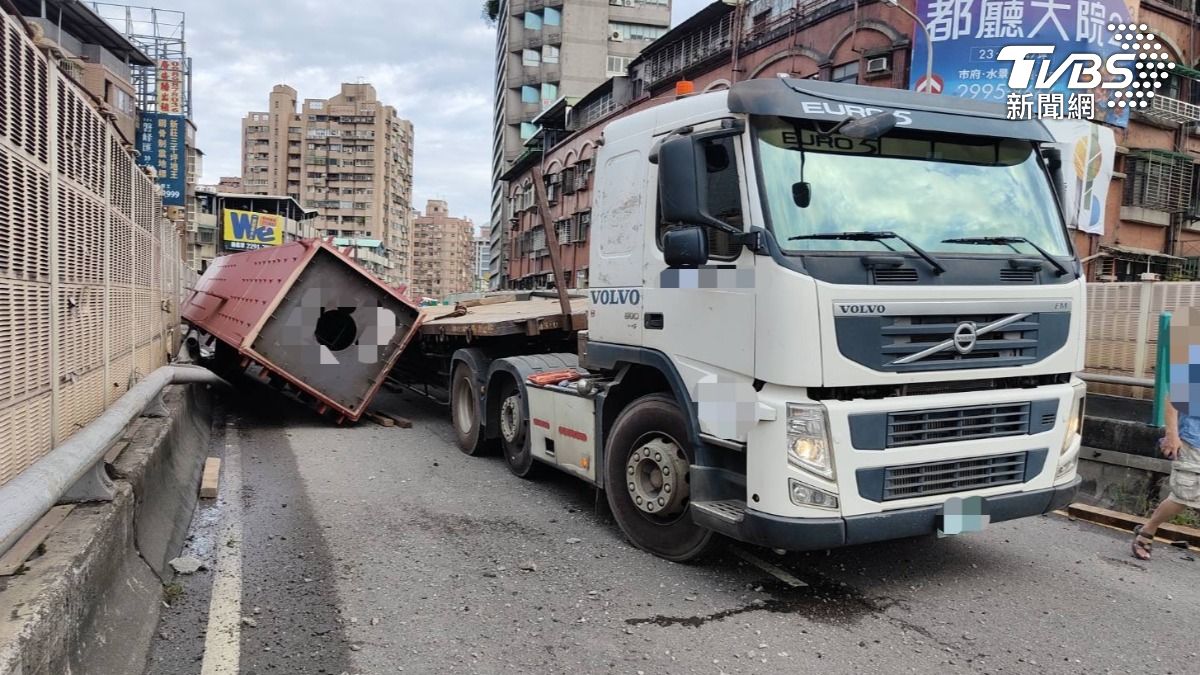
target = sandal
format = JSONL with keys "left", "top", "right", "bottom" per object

{"left": 1131, "top": 525, "right": 1154, "bottom": 561}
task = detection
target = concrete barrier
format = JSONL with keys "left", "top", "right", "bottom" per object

{"left": 0, "top": 383, "right": 213, "bottom": 675}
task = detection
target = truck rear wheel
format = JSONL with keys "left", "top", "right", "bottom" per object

{"left": 604, "top": 394, "right": 714, "bottom": 562}
{"left": 451, "top": 362, "right": 491, "bottom": 456}
{"left": 497, "top": 377, "right": 539, "bottom": 479}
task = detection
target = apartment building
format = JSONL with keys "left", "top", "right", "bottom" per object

{"left": 240, "top": 83, "right": 415, "bottom": 286}
{"left": 15, "top": 0, "right": 151, "bottom": 145}
{"left": 489, "top": 0, "right": 672, "bottom": 289}
{"left": 499, "top": 0, "right": 1200, "bottom": 288}
{"left": 410, "top": 200, "right": 476, "bottom": 300}
{"left": 474, "top": 234, "right": 489, "bottom": 291}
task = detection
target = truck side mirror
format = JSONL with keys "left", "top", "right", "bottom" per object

{"left": 1041, "top": 146, "right": 1067, "bottom": 208}
{"left": 663, "top": 227, "right": 709, "bottom": 268}
{"left": 657, "top": 132, "right": 739, "bottom": 233}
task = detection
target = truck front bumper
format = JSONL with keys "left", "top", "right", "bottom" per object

{"left": 698, "top": 477, "right": 1081, "bottom": 552}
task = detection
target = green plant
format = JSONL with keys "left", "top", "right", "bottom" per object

{"left": 162, "top": 583, "right": 184, "bottom": 605}
{"left": 1169, "top": 509, "right": 1199, "bottom": 528}
{"left": 482, "top": 0, "right": 500, "bottom": 25}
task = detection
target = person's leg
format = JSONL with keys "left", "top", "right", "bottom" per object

{"left": 1141, "top": 497, "right": 1186, "bottom": 536}
{"left": 1132, "top": 497, "right": 1186, "bottom": 560}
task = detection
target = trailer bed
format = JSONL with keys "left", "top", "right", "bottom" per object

{"left": 419, "top": 296, "right": 588, "bottom": 337}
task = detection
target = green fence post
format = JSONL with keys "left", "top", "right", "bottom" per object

{"left": 1152, "top": 311, "right": 1172, "bottom": 428}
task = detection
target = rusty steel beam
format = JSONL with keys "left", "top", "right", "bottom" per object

{"left": 531, "top": 165, "right": 574, "bottom": 329}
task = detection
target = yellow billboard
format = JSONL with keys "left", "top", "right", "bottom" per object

{"left": 223, "top": 209, "right": 284, "bottom": 251}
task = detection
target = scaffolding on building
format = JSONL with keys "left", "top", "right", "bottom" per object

{"left": 87, "top": 3, "right": 190, "bottom": 119}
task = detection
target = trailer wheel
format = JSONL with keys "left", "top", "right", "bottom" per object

{"left": 497, "top": 377, "right": 539, "bottom": 479}
{"left": 450, "top": 362, "right": 491, "bottom": 456}
{"left": 604, "top": 394, "right": 714, "bottom": 562}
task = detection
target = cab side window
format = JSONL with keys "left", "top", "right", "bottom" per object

{"left": 656, "top": 135, "right": 744, "bottom": 261}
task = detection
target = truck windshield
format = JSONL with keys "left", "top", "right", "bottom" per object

{"left": 753, "top": 116, "right": 1069, "bottom": 257}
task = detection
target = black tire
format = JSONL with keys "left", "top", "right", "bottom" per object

{"left": 450, "top": 362, "right": 491, "bottom": 456}
{"left": 497, "top": 376, "right": 539, "bottom": 479}
{"left": 604, "top": 393, "right": 715, "bottom": 561}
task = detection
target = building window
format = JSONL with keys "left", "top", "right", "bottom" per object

{"left": 520, "top": 122, "right": 538, "bottom": 140}
{"left": 522, "top": 49, "right": 541, "bottom": 67}
{"left": 521, "top": 86, "right": 539, "bottom": 103}
{"left": 544, "top": 7, "right": 561, "bottom": 26}
{"left": 541, "top": 82, "right": 558, "bottom": 107}
{"left": 606, "top": 54, "right": 631, "bottom": 77}
{"left": 524, "top": 11, "right": 542, "bottom": 30}
{"left": 832, "top": 61, "right": 859, "bottom": 84}
{"left": 543, "top": 45, "right": 560, "bottom": 64}
{"left": 610, "top": 22, "right": 667, "bottom": 41}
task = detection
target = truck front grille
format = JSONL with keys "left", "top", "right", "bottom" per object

{"left": 881, "top": 313, "right": 1040, "bottom": 369}
{"left": 882, "top": 452, "right": 1027, "bottom": 501}
{"left": 887, "top": 403, "right": 1030, "bottom": 448}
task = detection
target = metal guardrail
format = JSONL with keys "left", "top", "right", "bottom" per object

{"left": 0, "top": 366, "right": 228, "bottom": 557}
{"left": 1078, "top": 372, "right": 1154, "bottom": 388}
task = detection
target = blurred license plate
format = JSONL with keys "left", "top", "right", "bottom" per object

{"left": 937, "top": 495, "right": 990, "bottom": 537}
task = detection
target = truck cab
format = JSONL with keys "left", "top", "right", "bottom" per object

{"left": 456, "top": 77, "right": 1084, "bottom": 561}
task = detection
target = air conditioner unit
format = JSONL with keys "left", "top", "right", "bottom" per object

{"left": 866, "top": 56, "right": 889, "bottom": 74}
{"left": 623, "top": 0, "right": 636, "bottom": 6}
{"left": 610, "top": 31, "right": 624, "bottom": 41}
{"left": 1140, "top": 272, "right": 1161, "bottom": 281}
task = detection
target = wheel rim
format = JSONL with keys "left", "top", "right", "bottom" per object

{"left": 625, "top": 436, "right": 689, "bottom": 520}
{"left": 452, "top": 374, "right": 475, "bottom": 435}
{"left": 499, "top": 394, "right": 521, "bottom": 445}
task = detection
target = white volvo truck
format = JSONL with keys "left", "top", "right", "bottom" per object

{"left": 403, "top": 78, "right": 1085, "bottom": 561}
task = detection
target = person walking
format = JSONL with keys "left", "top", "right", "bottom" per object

{"left": 1132, "top": 310, "right": 1200, "bottom": 560}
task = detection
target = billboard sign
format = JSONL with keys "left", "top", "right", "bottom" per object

{"left": 136, "top": 112, "right": 186, "bottom": 206}
{"left": 908, "top": 0, "right": 1135, "bottom": 127}
{"left": 1042, "top": 119, "right": 1116, "bottom": 235}
{"left": 223, "top": 209, "right": 285, "bottom": 251}
{"left": 157, "top": 59, "right": 185, "bottom": 115}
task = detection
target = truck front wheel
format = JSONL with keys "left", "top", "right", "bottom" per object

{"left": 604, "top": 394, "right": 714, "bottom": 561}
{"left": 498, "top": 377, "right": 539, "bottom": 479}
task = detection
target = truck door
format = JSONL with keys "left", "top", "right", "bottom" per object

{"left": 641, "top": 129, "right": 757, "bottom": 442}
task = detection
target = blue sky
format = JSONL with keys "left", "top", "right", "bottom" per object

{"left": 114, "top": 1, "right": 715, "bottom": 230}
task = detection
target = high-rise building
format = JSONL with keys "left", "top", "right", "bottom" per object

{"left": 410, "top": 200, "right": 476, "bottom": 301}
{"left": 240, "top": 83, "right": 414, "bottom": 286}
{"left": 489, "top": 0, "right": 670, "bottom": 289}
{"left": 473, "top": 233, "right": 489, "bottom": 292}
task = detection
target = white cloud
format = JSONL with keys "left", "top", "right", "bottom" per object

{"left": 134, "top": 0, "right": 716, "bottom": 228}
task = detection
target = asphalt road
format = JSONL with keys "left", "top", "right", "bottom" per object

{"left": 146, "top": 387, "right": 1200, "bottom": 675}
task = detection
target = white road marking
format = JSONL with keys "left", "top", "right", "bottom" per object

{"left": 733, "top": 547, "right": 808, "bottom": 588}
{"left": 200, "top": 426, "right": 244, "bottom": 675}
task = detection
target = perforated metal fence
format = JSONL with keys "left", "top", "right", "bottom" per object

{"left": 1086, "top": 282, "right": 1200, "bottom": 399}
{"left": 0, "top": 12, "right": 193, "bottom": 487}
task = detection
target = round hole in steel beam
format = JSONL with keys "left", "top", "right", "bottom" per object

{"left": 315, "top": 307, "right": 357, "bottom": 351}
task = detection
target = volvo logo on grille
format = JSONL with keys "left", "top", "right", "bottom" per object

{"left": 953, "top": 322, "right": 979, "bottom": 355}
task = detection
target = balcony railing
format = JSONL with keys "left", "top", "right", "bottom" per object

{"left": 1139, "top": 94, "right": 1200, "bottom": 126}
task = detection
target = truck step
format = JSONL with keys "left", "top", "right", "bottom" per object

{"left": 692, "top": 500, "right": 746, "bottom": 524}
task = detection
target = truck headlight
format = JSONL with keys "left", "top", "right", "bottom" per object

{"left": 787, "top": 403, "right": 833, "bottom": 480}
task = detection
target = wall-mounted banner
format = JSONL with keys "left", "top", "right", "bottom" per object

{"left": 136, "top": 112, "right": 186, "bottom": 206}
{"left": 1043, "top": 119, "right": 1116, "bottom": 235}
{"left": 223, "top": 209, "right": 285, "bottom": 251}
{"left": 157, "top": 59, "right": 185, "bottom": 115}
{"left": 908, "top": 0, "right": 1135, "bottom": 127}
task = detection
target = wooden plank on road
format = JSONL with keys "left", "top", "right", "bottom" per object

{"left": 200, "top": 457, "right": 222, "bottom": 499}
{"left": 1067, "top": 502, "right": 1200, "bottom": 548}
{"left": 0, "top": 505, "right": 75, "bottom": 576}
